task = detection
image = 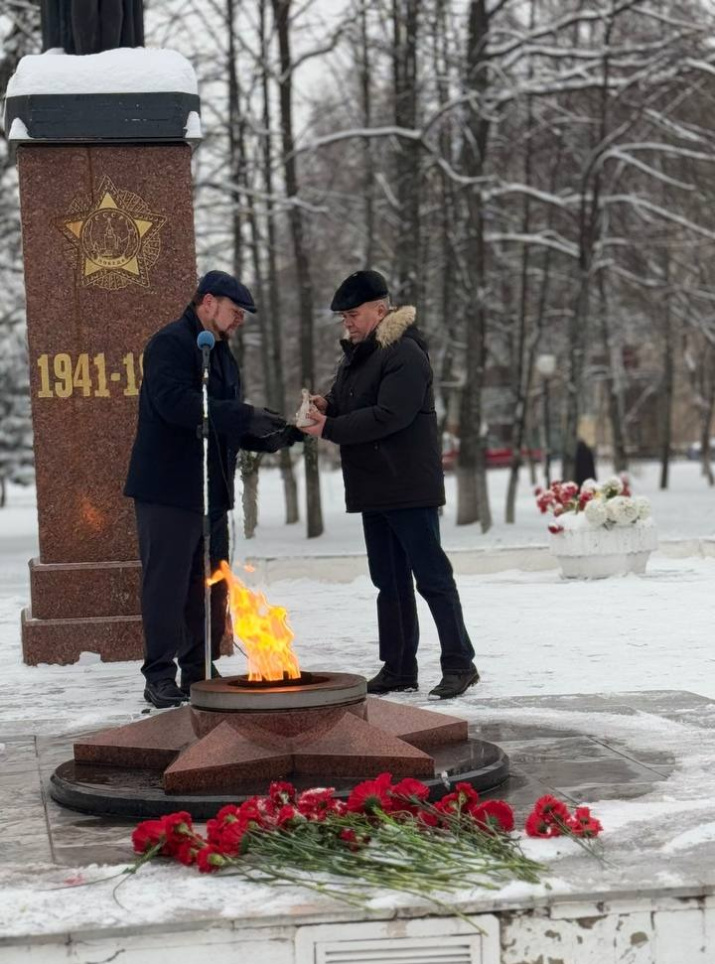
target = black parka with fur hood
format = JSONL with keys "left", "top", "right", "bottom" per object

{"left": 322, "top": 306, "right": 445, "bottom": 513}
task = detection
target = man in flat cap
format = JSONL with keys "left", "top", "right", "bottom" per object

{"left": 300, "top": 270, "right": 478, "bottom": 700}
{"left": 125, "top": 270, "right": 298, "bottom": 708}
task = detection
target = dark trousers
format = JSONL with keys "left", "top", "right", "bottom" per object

{"left": 134, "top": 501, "right": 229, "bottom": 683}
{"left": 361, "top": 506, "right": 475, "bottom": 676}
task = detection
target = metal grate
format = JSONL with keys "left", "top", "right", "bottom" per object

{"left": 316, "top": 935, "right": 480, "bottom": 963}
{"left": 296, "top": 918, "right": 500, "bottom": 964}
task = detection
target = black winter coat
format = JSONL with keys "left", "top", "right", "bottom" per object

{"left": 124, "top": 306, "right": 253, "bottom": 513}
{"left": 322, "top": 306, "right": 445, "bottom": 513}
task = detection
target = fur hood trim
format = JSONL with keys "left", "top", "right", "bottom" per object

{"left": 375, "top": 305, "right": 416, "bottom": 348}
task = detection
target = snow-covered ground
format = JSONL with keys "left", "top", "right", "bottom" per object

{"left": 2, "top": 459, "right": 714, "bottom": 727}
{"left": 236, "top": 457, "right": 715, "bottom": 557}
{"left": 1, "top": 460, "right": 715, "bottom": 939}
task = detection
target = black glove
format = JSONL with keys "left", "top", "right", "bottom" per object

{"left": 241, "top": 424, "right": 303, "bottom": 453}
{"left": 247, "top": 407, "right": 288, "bottom": 438}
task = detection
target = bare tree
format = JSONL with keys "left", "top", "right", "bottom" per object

{"left": 271, "top": 0, "right": 323, "bottom": 538}
{"left": 455, "top": 0, "right": 492, "bottom": 531}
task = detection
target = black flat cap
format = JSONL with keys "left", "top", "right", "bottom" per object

{"left": 330, "top": 269, "right": 389, "bottom": 311}
{"left": 198, "top": 270, "right": 257, "bottom": 313}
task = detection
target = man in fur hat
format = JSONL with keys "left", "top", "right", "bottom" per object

{"left": 300, "top": 270, "right": 478, "bottom": 701}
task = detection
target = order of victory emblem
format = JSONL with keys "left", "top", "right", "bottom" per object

{"left": 57, "top": 176, "right": 167, "bottom": 291}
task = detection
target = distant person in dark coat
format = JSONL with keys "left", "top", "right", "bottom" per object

{"left": 574, "top": 438, "right": 597, "bottom": 488}
{"left": 125, "top": 271, "right": 298, "bottom": 708}
{"left": 300, "top": 270, "right": 478, "bottom": 701}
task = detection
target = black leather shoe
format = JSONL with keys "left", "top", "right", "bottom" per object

{"left": 143, "top": 678, "right": 189, "bottom": 708}
{"left": 180, "top": 663, "right": 222, "bottom": 696}
{"left": 366, "top": 667, "right": 418, "bottom": 695}
{"left": 428, "top": 665, "right": 480, "bottom": 701}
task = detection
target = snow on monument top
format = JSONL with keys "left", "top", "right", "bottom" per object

{"left": 7, "top": 48, "right": 198, "bottom": 98}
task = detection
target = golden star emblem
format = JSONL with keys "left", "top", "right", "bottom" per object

{"left": 57, "top": 176, "right": 167, "bottom": 291}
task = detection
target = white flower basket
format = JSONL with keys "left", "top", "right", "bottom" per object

{"left": 548, "top": 516, "right": 658, "bottom": 579}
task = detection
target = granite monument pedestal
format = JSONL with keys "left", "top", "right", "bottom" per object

{"left": 8, "top": 53, "right": 205, "bottom": 664}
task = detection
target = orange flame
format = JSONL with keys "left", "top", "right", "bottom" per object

{"left": 208, "top": 560, "right": 301, "bottom": 682}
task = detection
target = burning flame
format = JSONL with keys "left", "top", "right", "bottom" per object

{"left": 208, "top": 560, "right": 301, "bottom": 682}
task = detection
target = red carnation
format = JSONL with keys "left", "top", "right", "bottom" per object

{"left": 346, "top": 772, "right": 394, "bottom": 813}
{"left": 391, "top": 777, "right": 430, "bottom": 803}
{"left": 268, "top": 781, "right": 296, "bottom": 805}
{"left": 175, "top": 840, "right": 201, "bottom": 866}
{"left": 578, "top": 490, "right": 594, "bottom": 510}
{"left": 525, "top": 811, "right": 562, "bottom": 838}
{"left": 468, "top": 800, "right": 515, "bottom": 833}
{"left": 548, "top": 524, "right": 564, "bottom": 534}
{"left": 338, "top": 828, "right": 369, "bottom": 852}
{"left": 561, "top": 482, "right": 578, "bottom": 501}
{"left": 215, "top": 804, "right": 242, "bottom": 823}
{"left": 533, "top": 795, "right": 571, "bottom": 823}
{"left": 238, "top": 800, "right": 265, "bottom": 828}
{"left": 131, "top": 819, "right": 166, "bottom": 855}
{"left": 296, "top": 787, "right": 337, "bottom": 818}
{"left": 417, "top": 809, "right": 439, "bottom": 828}
{"left": 569, "top": 806, "right": 603, "bottom": 838}
{"left": 438, "top": 782, "right": 480, "bottom": 817}
{"left": 276, "top": 804, "right": 303, "bottom": 828}
{"left": 225, "top": 821, "right": 251, "bottom": 855}
{"left": 196, "top": 845, "right": 227, "bottom": 874}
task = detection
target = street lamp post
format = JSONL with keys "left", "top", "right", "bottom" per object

{"left": 536, "top": 354, "right": 557, "bottom": 487}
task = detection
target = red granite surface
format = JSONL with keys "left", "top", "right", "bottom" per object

{"left": 292, "top": 712, "right": 434, "bottom": 778}
{"left": 74, "top": 705, "right": 195, "bottom": 769}
{"left": 29, "top": 558, "right": 142, "bottom": 619}
{"left": 17, "top": 144, "right": 198, "bottom": 664}
{"left": 164, "top": 722, "right": 293, "bottom": 793}
{"left": 69, "top": 694, "right": 473, "bottom": 792}
{"left": 190, "top": 704, "right": 357, "bottom": 746}
{"left": 365, "top": 697, "right": 469, "bottom": 747}
{"left": 21, "top": 609, "right": 144, "bottom": 665}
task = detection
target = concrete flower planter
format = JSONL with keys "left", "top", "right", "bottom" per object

{"left": 549, "top": 519, "right": 658, "bottom": 579}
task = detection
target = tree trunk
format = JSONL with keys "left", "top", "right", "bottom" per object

{"left": 359, "top": 3, "right": 375, "bottom": 266}
{"left": 701, "top": 416, "right": 714, "bottom": 487}
{"left": 505, "top": 0, "right": 536, "bottom": 524}
{"left": 434, "top": 0, "right": 458, "bottom": 433}
{"left": 561, "top": 283, "right": 588, "bottom": 484}
{"left": 456, "top": 0, "right": 491, "bottom": 532}
{"left": 392, "top": 0, "right": 421, "bottom": 306}
{"left": 598, "top": 274, "right": 627, "bottom": 474}
{"left": 240, "top": 452, "right": 262, "bottom": 538}
{"left": 260, "top": 0, "right": 298, "bottom": 524}
{"left": 563, "top": 7, "right": 616, "bottom": 483}
{"left": 272, "top": 0, "right": 323, "bottom": 537}
{"left": 226, "top": 0, "right": 246, "bottom": 372}
{"left": 659, "top": 261, "right": 674, "bottom": 491}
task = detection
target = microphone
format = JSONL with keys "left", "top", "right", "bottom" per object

{"left": 197, "top": 331, "right": 215, "bottom": 350}
{"left": 197, "top": 330, "right": 215, "bottom": 373}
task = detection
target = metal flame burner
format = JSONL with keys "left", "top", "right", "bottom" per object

{"left": 190, "top": 671, "right": 366, "bottom": 712}
{"left": 230, "top": 671, "right": 317, "bottom": 690}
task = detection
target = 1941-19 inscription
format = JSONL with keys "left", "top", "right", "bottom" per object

{"left": 36, "top": 351, "right": 143, "bottom": 399}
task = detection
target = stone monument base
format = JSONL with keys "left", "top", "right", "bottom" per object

{"left": 50, "top": 673, "right": 509, "bottom": 817}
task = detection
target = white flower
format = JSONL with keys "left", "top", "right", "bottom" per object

{"left": 635, "top": 496, "right": 651, "bottom": 520}
{"left": 580, "top": 478, "right": 598, "bottom": 493}
{"left": 601, "top": 476, "right": 624, "bottom": 497}
{"left": 584, "top": 499, "right": 608, "bottom": 527}
{"left": 607, "top": 496, "right": 639, "bottom": 526}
